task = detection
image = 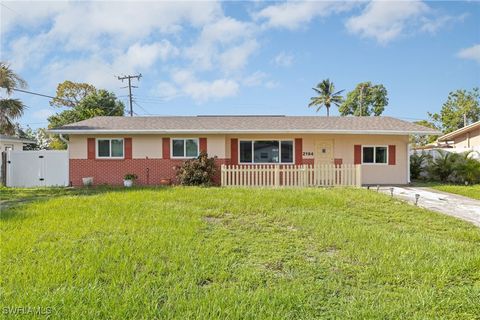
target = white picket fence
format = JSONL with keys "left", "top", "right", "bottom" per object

{"left": 221, "top": 164, "right": 362, "bottom": 187}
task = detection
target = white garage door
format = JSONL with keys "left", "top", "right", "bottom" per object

{"left": 6, "top": 150, "right": 69, "bottom": 187}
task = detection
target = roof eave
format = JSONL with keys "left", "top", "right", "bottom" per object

{"left": 47, "top": 129, "right": 441, "bottom": 135}
{"left": 437, "top": 122, "right": 480, "bottom": 141}
{"left": 1, "top": 138, "right": 36, "bottom": 143}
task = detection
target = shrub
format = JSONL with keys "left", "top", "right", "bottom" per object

{"left": 424, "top": 150, "right": 480, "bottom": 184}
{"left": 426, "top": 150, "right": 459, "bottom": 182}
{"left": 124, "top": 173, "right": 138, "bottom": 181}
{"left": 454, "top": 152, "right": 480, "bottom": 185}
{"left": 410, "top": 152, "right": 429, "bottom": 180}
{"left": 176, "top": 152, "right": 217, "bottom": 186}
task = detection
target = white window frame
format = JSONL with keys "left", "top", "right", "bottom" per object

{"left": 96, "top": 138, "right": 125, "bottom": 159}
{"left": 171, "top": 138, "right": 200, "bottom": 159}
{"left": 361, "top": 145, "right": 388, "bottom": 165}
{"left": 238, "top": 139, "right": 295, "bottom": 165}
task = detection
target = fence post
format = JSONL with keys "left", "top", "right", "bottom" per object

{"left": 302, "top": 164, "right": 307, "bottom": 187}
{"left": 275, "top": 165, "right": 280, "bottom": 187}
{"left": 355, "top": 164, "right": 362, "bottom": 187}
{"left": 221, "top": 164, "right": 225, "bottom": 186}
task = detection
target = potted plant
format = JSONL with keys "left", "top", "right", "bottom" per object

{"left": 123, "top": 173, "right": 138, "bottom": 187}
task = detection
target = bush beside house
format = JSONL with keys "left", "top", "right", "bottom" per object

{"left": 176, "top": 152, "right": 217, "bottom": 186}
{"left": 411, "top": 150, "right": 480, "bottom": 184}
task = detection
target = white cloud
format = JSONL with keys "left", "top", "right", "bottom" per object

{"left": 219, "top": 40, "right": 259, "bottom": 72}
{"left": 346, "top": 0, "right": 429, "bottom": 44}
{"left": 457, "top": 44, "right": 480, "bottom": 64}
{"left": 185, "top": 17, "right": 257, "bottom": 72}
{"left": 3, "top": 1, "right": 221, "bottom": 72}
{"left": 170, "top": 69, "right": 239, "bottom": 102}
{"left": 155, "top": 82, "right": 180, "bottom": 101}
{"left": 2, "top": 1, "right": 221, "bottom": 43}
{"left": 242, "top": 71, "right": 277, "bottom": 89}
{"left": 273, "top": 52, "right": 294, "bottom": 67}
{"left": 420, "top": 13, "right": 468, "bottom": 34}
{"left": 37, "top": 40, "right": 178, "bottom": 90}
{"left": 243, "top": 71, "right": 268, "bottom": 87}
{"left": 113, "top": 41, "right": 179, "bottom": 72}
{"left": 255, "top": 1, "right": 355, "bottom": 30}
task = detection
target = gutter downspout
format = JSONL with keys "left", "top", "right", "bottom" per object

{"left": 59, "top": 134, "right": 69, "bottom": 149}
{"left": 59, "top": 134, "right": 71, "bottom": 187}
{"left": 407, "top": 143, "right": 411, "bottom": 184}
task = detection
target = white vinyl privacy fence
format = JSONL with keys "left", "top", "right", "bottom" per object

{"left": 5, "top": 150, "right": 69, "bottom": 187}
{"left": 221, "top": 164, "right": 362, "bottom": 187}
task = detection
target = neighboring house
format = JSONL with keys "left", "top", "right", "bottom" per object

{"left": 0, "top": 135, "right": 35, "bottom": 151}
{"left": 437, "top": 121, "right": 480, "bottom": 158}
{"left": 0, "top": 135, "right": 36, "bottom": 184}
{"left": 48, "top": 115, "right": 438, "bottom": 186}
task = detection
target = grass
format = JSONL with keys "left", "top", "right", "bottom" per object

{"left": 411, "top": 181, "right": 480, "bottom": 200}
{"left": 1, "top": 187, "right": 480, "bottom": 319}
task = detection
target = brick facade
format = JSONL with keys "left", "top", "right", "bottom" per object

{"left": 70, "top": 158, "right": 229, "bottom": 186}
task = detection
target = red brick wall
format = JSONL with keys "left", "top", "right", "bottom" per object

{"left": 303, "top": 159, "right": 314, "bottom": 166}
{"left": 70, "top": 158, "right": 229, "bottom": 186}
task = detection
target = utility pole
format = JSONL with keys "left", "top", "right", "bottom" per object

{"left": 464, "top": 113, "right": 467, "bottom": 127}
{"left": 359, "top": 84, "right": 365, "bottom": 116}
{"left": 117, "top": 74, "right": 142, "bottom": 116}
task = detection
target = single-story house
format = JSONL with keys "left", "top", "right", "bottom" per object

{"left": 48, "top": 115, "right": 438, "bottom": 186}
{"left": 437, "top": 121, "right": 480, "bottom": 152}
{"left": 0, "top": 135, "right": 36, "bottom": 184}
{"left": 0, "top": 134, "right": 35, "bottom": 151}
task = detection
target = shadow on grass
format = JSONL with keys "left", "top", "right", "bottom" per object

{"left": 0, "top": 186, "right": 171, "bottom": 220}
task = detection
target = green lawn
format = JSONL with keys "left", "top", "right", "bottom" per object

{"left": 1, "top": 187, "right": 480, "bottom": 319}
{"left": 411, "top": 182, "right": 480, "bottom": 200}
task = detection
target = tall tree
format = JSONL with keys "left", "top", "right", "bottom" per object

{"left": 409, "top": 120, "right": 440, "bottom": 147}
{"left": 50, "top": 80, "right": 97, "bottom": 108}
{"left": 48, "top": 89, "right": 125, "bottom": 149}
{"left": 429, "top": 88, "right": 480, "bottom": 134}
{"left": 308, "top": 79, "right": 344, "bottom": 117}
{"left": 339, "top": 82, "right": 388, "bottom": 116}
{"left": 0, "top": 62, "right": 27, "bottom": 135}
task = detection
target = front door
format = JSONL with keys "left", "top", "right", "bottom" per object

{"left": 314, "top": 140, "right": 333, "bottom": 165}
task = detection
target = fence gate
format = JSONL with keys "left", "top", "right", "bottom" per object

{"left": 6, "top": 150, "right": 69, "bottom": 187}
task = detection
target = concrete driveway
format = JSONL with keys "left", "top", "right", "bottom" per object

{"left": 377, "top": 186, "right": 480, "bottom": 227}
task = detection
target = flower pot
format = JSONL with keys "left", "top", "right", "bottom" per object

{"left": 82, "top": 177, "right": 93, "bottom": 186}
{"left": 124, "top": 179, "right": 133, "bottom": 187}
{"left": 159, "top": 178, "right": 171, "bottom": 186}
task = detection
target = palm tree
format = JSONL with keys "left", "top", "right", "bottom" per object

{"left": 0, "top": 62, "right": 27, "bottom": 135}
{"left": 308, "top": 79, "right": 344, "bottom": 117}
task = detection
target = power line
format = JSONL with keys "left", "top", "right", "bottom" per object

{"left": 117, "top": 74, "right": 141, "bottom": 117}
{"left": 133, "top": 100, "right": 151, "bottom": 115}
{"left": 10, "top": 88, "right": 75, "bottom": 106}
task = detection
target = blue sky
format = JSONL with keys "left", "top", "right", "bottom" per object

{"left": 1, "top": 1, "right": 479, "bottom": 129}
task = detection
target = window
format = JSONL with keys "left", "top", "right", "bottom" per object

{"left": 239, "top": 140, "right": 294, "bottom": 164}
{"left": 362, "top": 146, "right": 387, "bottom": 164}
{"left": 97, "top": 139, "right": 124, "bottom": 158}
{"left": 171, "top": 138, "right": 199, "bottom": 158}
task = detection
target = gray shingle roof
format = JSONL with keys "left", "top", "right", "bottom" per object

{"left": 48, "top": 115, "right": 440, "bottom": 135}
{"left": 0, "top": 135, "right": 35, "bottom": 143}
